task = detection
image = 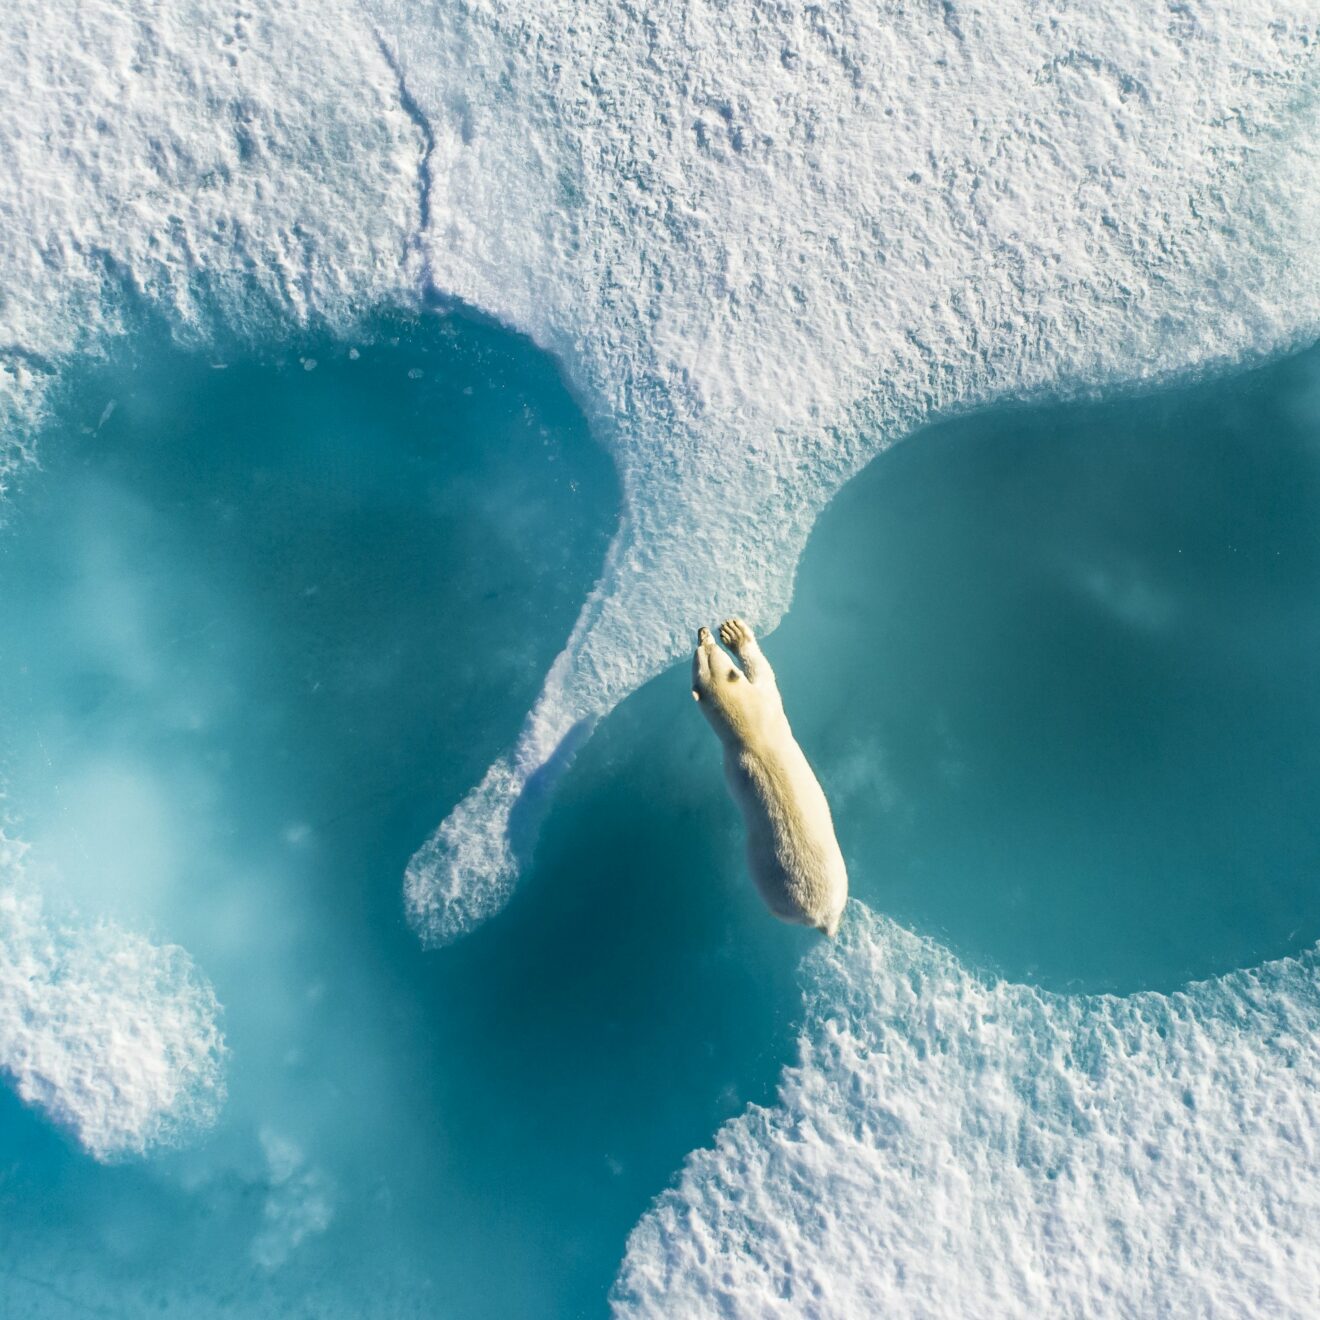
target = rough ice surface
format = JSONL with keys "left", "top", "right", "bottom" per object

{"left": 374, "top": 0, "right": 1320, "bottom": 943}
{"left": 0, "top": 832, "right": 225, "bottom": 1161}
{"left": 614, "top": 901, "right": 1320, "bottom": 1317}
{"left": 1, "top": 0, "right": 1320, "bottom": 1229}
{"left": 0, "top": 0, "right": 424, "bottom": 447}
{"left": 2, "top": 0, "right": 1318, "bottom": 941}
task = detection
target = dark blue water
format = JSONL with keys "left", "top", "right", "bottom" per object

{"left": 780, "top": 343, "right": 1320, "bottom": 993}
{"left": 2, "top": 316, "right": 1319, "bottom": 1315}
{"left": 0, "top": 310, "right": 804, "bottom": 1319}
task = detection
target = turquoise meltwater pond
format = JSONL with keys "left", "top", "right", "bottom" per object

{"left": 780, "top": 344, "right": 1320, "bottom": 994}
{"left": 2, "top": 316, "right": 1319, "bottom": 1316}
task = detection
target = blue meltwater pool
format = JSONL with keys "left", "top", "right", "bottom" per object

{"left": 3, "top": 4, "right": 1320, "bottom": 1315}
{"left": 3, "top": 311, "right": 1320, "bottom": 1316}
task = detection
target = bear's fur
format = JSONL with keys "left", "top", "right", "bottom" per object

{"left": 692, "top": 619, "right": 848, "bottom": 936}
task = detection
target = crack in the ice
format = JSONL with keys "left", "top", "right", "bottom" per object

{"left": 371, "top": 26, "right": 436, "bottom": 277}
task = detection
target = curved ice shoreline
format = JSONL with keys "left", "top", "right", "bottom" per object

{"left": 615, "top": 901, "right": 1320, "bottom": 1317}
{"left": 383, "top": 0, "right": 1320, "bottom": 945}
{"left": 1, "top": 3, "right": 1318, "bottom": 945}
{"left": 0, "top": 1, "right": 1319, "bottom": 1270}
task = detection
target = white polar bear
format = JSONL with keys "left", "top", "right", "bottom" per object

{"left": 692, "top": 619, "right": 848, "bottom": 937}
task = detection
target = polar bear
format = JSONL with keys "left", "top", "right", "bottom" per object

{"left": 692, "top": 618, "right": 848, "bottom": 936}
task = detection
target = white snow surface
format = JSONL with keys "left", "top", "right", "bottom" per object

{"left": 2, "top": 0, "right": 1320, "bottom": 1199}
{"left": 0, "top": 832, "right": 225, "bottom": 1161}
{"left": 614, "top": 902, "right": 1320, "bottom": 1318}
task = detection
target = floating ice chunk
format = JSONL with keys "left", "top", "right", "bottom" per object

{"left": 614, "top": 902, "right": 1320, "bottom": 1317}
{"left": 0, "top": 833, "right": 225, "bottom": 1161}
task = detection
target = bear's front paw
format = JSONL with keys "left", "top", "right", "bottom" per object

{"left": 720, "top": 618, "right": 755, "bottom": 651}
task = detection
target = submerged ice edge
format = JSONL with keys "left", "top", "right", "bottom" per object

{"left": 613, "top": 900, "right": 1320, "bottom": 1318}
{"left": 385, "top": 0, "right": 1320, "bottom": 943}
{"left": 1, "top": 7, "right": 1319, "bottom": 1181}
{"left": 0, "top": 832, "right": 226, "bottom": 1161}
{"left": 2, "top": 3, "right": 1319, "bottom": 945}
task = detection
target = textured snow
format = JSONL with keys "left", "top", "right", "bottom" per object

{"left": 372, "top": 0, "right": 1320, "bottom": 942}
{"left": 0, "top": 0, "right": 424, "bottom": 445}
{"left": 0, "top": 832, "right": 225, "bottom": 1161}
{"left": 615, "top": 902, "right": 1320, "bottom": 1317}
